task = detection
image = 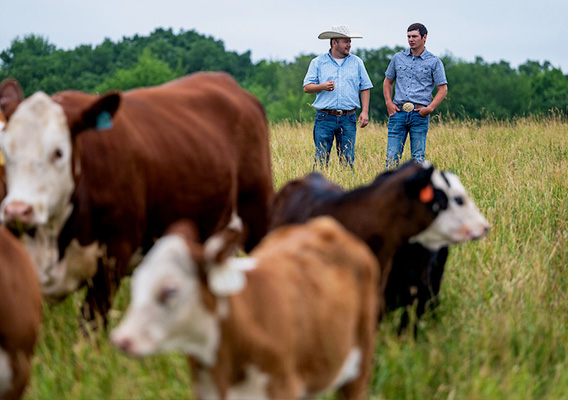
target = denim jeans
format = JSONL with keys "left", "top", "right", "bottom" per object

{"left": 385, "top": 110, "right": 430, "bottom": 168}
{"left": 313, "top": 110, "right": 357, "bottom": 168}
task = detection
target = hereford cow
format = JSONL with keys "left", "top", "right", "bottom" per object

{"left": 0, "top": 72, "right": 273, "bottom": 328}
{"left": 269, "top": 161, "right": 490, "bottom": 322}
{"left": 0, "top": 227, "right": 42, "bottom": 400}
{"left": 112, "top": 215, "right": 380, "bottom": 400}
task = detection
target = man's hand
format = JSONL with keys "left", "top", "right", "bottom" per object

{"left": 323, "top": 80, "right": 335, "bottom": 91}
{"left": 358, "top": 111, "right": 369, "bottom": 128}
{"left": 386, "top": 102, "right": 400, "bottom": 116}
{"left": 417, "top": 106, "right": 433, "bottom": 117}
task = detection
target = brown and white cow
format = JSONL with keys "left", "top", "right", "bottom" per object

{"left": 269, "top": 160, "right": 490, "bottom": 320}
{"left": 0, "top": 72, "right": 274, "bottom": 327}
{"left": 0, "top": 227, "right": 42, "bottom": 400}
{"left": 112, "top": 215, "right": 380, "bottom": 400}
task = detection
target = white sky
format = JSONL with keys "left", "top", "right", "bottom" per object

{"left": 2, "top": 0, "right": 566, "bottom": 73}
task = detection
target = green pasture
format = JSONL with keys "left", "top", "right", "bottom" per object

{"left": 24, "top": 114, "right": 568, "bottom": 399}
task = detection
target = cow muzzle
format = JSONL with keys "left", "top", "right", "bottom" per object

{"left": 3, "top": 201, "right": 36, "bottom": 234}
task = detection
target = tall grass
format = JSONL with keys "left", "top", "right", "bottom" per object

{"left": 23, "top": 115, "right": 568, "bottom": 399}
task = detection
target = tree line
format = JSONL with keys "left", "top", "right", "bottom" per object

{"left": 1, "top": 27, "right": 567, "bottom": 123}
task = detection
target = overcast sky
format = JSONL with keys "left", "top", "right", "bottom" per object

{"left": 2, "top": 0, "right": 566, "bottom": 73}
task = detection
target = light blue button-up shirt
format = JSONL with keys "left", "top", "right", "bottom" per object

{"left": 385, "top": 48, "right": 447, "bottom": 106}
{"left": 303, "top": 52, "right": 373, "bottom": 110}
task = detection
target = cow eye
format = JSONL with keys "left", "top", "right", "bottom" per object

{"left": 157, "top": 285, "right": 178, "bottom": 306}
{"left": 454, "top": 196, "right": 464, "bottom": 206}
{"left": 53, "top": 148, "right": 64, "bottom": 161}
{"left": 432, "top": 189, "right": 448, "bottom": 213}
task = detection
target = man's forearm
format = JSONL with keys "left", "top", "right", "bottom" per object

{"left": 304, "top": 83, "right": 322, "bottom": 94}
{"left": 360, "top": 89, "right": 370, "bottom": 112}
{"left": 429, "top": 84, "right": 448, "bottom": 110}
{"left": 383, "top": 78, "right": 394, "bottom": 105}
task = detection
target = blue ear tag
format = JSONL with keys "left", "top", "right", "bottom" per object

{"left": 95, "top": 111, "right": 113, "bottom": 130}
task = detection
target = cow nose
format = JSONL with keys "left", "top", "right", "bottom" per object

{"left": 113, "top": 336, "right": 134, "bottom": 354}
{"left": 461, "top": 226, "right": 473, "bottom": 240}
{"left": 4, "top": 201, "right": 34, "bottom": 224}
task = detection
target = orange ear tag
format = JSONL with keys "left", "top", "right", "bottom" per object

{"left": 419, "top": 185, "right": 434, "bottom": 203}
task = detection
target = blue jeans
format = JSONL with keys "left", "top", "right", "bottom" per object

{"left": 313, "top": 110, "right": 357, "bottom": 168}
{"left": 385, "top": 110, "right": 430, "bottom": 168}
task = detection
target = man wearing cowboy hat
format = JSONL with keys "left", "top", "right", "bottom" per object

{"left": 303, "top": 24, "right": 373, "bottom": 169}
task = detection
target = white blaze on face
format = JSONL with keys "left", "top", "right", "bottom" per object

{"left": 111, "top": 234, "right": 221, "bottom": 364}
{"left": 0, "top": 92, "right": 75, "bottom": 226}
{"left": 411, "top": 170, "right": 490, "bottom": 250}
{"left": 0, "top": 347, "right": 12, "bottom": 397}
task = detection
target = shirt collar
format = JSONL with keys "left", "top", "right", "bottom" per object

{"left": 326, "top": 52, "right": 351, "bottom": 63}
{"left": 404, "top": 48, "right": 431, "bottom": 59}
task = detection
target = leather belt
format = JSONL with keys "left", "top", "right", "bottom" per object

{"left": 319, "top": 109, "right": 356, "bottom": 116}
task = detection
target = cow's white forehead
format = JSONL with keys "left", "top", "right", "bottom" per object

{"left": 411, "top": 167, "right": 489, "bottom": 249}
{"left": 4, "top": 92, "right": 69, "bottom": 157}
{"left": 131, "top": 235, "right": 196, "bottom": 304}
{"left": 431, "top": 170, "right": 465, "bottom": 194}
{"left": 9, "top": 92, "right": 66, "bottom": 132}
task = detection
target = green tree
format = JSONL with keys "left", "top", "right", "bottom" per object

{"left": 94, "top": 48, "right": 176, "bottom": 93}
{"left": 441, "top": 57, "right": 532, "bottom": 119}
{"left": 356, "top": 46, "right": 403, "bottom": 122}
{"left": 0, "top": 34, "right": 56, "bottom": 95}
{"left": 519, "top": 60, "right": 568, "bottom": 113}
{"left": 243, "top": 60, "right": 282, "bottom": 105}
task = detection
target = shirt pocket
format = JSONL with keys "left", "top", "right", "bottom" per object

{"left": 396, "top": 65, "right": 409, "bottom": 78}
{"left": 417, "top": 66, "right": 432, "bottom": 81}
{"left": 343, "top": 68, "right": 361, "bottom": 89}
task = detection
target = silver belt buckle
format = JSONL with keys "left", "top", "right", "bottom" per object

{"left": 402, "top": 102, "right": 415, "bottom": 112}
{"left": 337, "top": 110, "right": 344, "bottom": 116}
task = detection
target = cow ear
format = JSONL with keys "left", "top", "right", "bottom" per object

{"left": 203, "top": 215, "right": 249, "bottom": 296}
{"left": 164, "top": 219, "right": 207, "bottom": 279}
{"left": 404, "top": 164, "right": 435, "bottom": 199}
{"left": 165, "top": 219, "right": 202, "bottom": 259}
{"left": 74, "top": 91, "right": 121, "bottom": 134}
{"left": 0, "top": 78, "right": 24, "bottom": 121}
{"left": 203, "top": 214, "right": 243, "bottom": 266}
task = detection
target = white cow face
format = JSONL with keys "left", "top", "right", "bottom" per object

{"left": 0, "top": 92, "right": 75, "bottom": 228}
{"left": 111, "top": 234, "right": 221, "bottom": 364}
{"left": 411, "top": 170, "right": 490, "bottom": 250}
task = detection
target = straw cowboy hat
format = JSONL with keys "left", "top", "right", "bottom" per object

{"left": 318, "top": 25, "right": 363, "bottom": 39}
